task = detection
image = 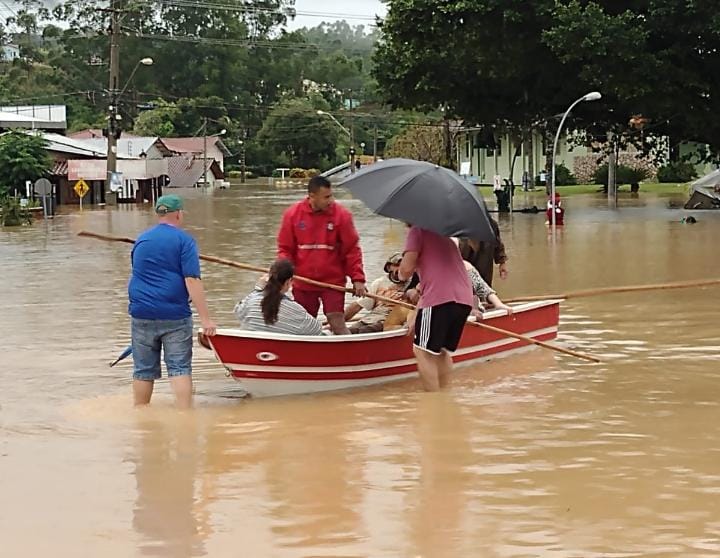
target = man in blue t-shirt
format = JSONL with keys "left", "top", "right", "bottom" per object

{"left": 128, "top": 194, "right": 216, "bottom": 408}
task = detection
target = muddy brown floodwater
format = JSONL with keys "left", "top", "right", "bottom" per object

{"left": 1, "top": 185, "right": 719, "bottom": 557}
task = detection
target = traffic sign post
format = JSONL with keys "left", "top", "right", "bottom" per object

{"left": 34, "top": 178, "right": 53, "bottom": 218}
{"left": 74, "top": 179, "right": 90, "bottom": 210}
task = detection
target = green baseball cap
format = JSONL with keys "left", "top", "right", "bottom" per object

{"left": 155, "top": 194, "right": 184, "bottom": 214}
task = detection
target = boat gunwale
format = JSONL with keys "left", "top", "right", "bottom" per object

{"left": 204, "top": 299, "right": 562, "bottom": 343}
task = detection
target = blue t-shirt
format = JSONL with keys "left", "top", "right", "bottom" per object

{"left": 128, "top": 224, "right": 202, "bottom": 320}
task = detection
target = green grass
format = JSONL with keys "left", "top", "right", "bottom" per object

{"left": 478, "top": 182, "right": 690, "bottom": 199}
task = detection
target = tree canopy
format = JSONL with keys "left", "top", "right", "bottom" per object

{"left": 374, "top": 0, "right": 720, "bottom": 157}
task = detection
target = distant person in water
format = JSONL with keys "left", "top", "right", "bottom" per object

{"left": 546, "top": 192, "right": 565, "bottom": 225}
{"left": 234, "top": 259, "right": 323, "bottom": 336}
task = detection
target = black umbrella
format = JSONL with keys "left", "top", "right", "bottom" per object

{"left": 341, "top": 158, "right": 496, "bottom": 243}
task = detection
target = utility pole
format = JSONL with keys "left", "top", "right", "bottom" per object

{"left": 202, "top": 117, "right": 208, "bottom": 187}
{"left": 373, "top": 125, "right": 378, "bottom": 162}
{"left": 105, "top": 0, "right": 121, "bottom": 205}
{"left": 349, "top": 91, "right": 356, "bottom": 173}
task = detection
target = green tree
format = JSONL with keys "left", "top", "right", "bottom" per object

{"left": 374, "top": 0, "right": 720, "bottom": 160}
{"left": 257, "top": 96, "right": 340, "bottom": 169}
{"left": 0, "top": 132, "right": 52, "bottom": 197}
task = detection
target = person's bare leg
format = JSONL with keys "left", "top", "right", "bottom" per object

{"left": 133, "top": 379, "right": 154, "bottom": 407}
{"left": 413, "top": 346, "right": 441, "bottom": 391}
{"left": 327, "top": 312, "right": 351, "bottom": 335}
{"left": 170, "top": 375, "right": 193, "bottom": 409}
{"left": 438, "top": 350, "right": 454, "bottom": 388}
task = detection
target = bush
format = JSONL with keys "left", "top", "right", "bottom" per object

{"left": 306, "top": 168, "right": 320, "bottom": 177}
{"left": 1, "top": 197, "right": 32, "bottom": 226}
{"left": 227, "top": 170, "right": 242, "bottom": 179}
{"left": 554, "top": 163, "right": 576, "bottom": 185}
{"left": 289, "top": 167, "right": 306, "bottom": 178}
{"left": 594, "top": 164, "right": 648, "bottom": 185}
{"left": 657, "top": 161, "right": 697, "bottom": 183}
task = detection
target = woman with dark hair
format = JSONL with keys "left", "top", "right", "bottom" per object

{"left": 234, "top": 259, "right": 323, "bottom": 335}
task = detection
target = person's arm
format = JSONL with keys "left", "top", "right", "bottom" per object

{"left": 277, "top": 210, "right": 296, "bottom": 263}
{"left": 398, "top": 251, "right": 418, "bottom": 281}
{"left": 181, "top": 237, "right": 216, "bottom": 335}
{"left": 468, "top": 264, "right": 495, "bottom": 302}
{"left": 186, "top": 277, "right": 217, "bottom": 335}
{"left": 399, "top": 227, "right": 421, "bottom": 281}
{"left": 337, "top": 210, "right": 367, "bottom": 295}
{"left": 486, "top": 292, "right": 513, "bottom": 315}
{"left": 344, "top": 301, "right": 363, "bottom": 321}
{"left": 492, "top": 222, "right": 508, "bottom": 272}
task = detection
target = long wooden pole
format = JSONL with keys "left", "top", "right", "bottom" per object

{"left": 78, "top": 230, "right": 600, "bottom": 363}
{"left": 506, "top": 278, "right": 720, "bottom": 303}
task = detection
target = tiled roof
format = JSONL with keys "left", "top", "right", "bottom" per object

{"left": 166, "top": 157, "right": 223, "bottom": 188}
{"left": 162, "top": 137, "right": 231, "bottom": 156}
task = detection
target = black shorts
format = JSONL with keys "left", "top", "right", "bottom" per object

{"left": 413, "top": 302, "right": 471, "bottom": 355}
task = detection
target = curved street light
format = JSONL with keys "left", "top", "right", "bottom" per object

{"left": 317, "top": 109, "right": 356, "bottom": 172}
{"left": 550, "top": 91, "right": 602, "bottom": 228}
{"left": 316, "top": 109, "right": 352, "bottom": 138}
{"left": 117, "top": 57, "right": 154, "bottom": 99}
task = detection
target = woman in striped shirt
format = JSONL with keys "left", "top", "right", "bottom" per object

{"left": 234, "top": 259, "right": 323, "bottom": 335}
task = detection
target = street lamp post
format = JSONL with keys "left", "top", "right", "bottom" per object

{"left": 550, "top": 91, "right": 602, "bottom": 228}
{"left": 106, "top": 56, "right": 153, "bottom": 205}
{"left": 317, "top": 109, "right": 356, "bottom": 173}
{"left": 238, "top": 140, "right": 246, "bottom": 183}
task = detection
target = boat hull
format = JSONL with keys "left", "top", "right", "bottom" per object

{"left": 206, "top": 300, "right": 561, "bottom": 398}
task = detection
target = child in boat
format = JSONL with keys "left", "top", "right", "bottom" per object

{"left": 344, "top": 252, "right": 408, "bottom": 334}
{"left": 234, "top": 259, "right": 323, "bottom": 335}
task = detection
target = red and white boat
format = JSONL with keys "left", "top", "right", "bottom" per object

{"left": 204, "top": 299, "right": 560, "bottom": 398}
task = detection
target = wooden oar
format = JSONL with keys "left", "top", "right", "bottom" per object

{"left": 506, "top": 278, "right": 720, "bottom": 303}
{"left": 78, "top": 230, "right": 600, "bottom": 364}
{"left": 362, "top": 292, "right": 599, "bottom": 363}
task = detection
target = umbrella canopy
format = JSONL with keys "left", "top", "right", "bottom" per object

{"left": 691, "top": 168, "right": 720, "bottom": 189}
{"left": 341, "top": 158, "right": 496, "bottom": 242}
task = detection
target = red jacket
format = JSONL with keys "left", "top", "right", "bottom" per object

{"left": 277, "top": 199, "right": 366, "bottom": 290}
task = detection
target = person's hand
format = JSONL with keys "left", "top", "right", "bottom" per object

{"left": 499, "top": 303, "right": 514, "bottom": 316}
{"left": 352, "top": 281, "right": 367, "bottom": 297}
{"left": 405, "top": 288, "right": 420, "bottom": 304}
{"left": 405, "top": 310, "right": 417, "bottom": 338}
{"left": 471, "top": 308, "right": 484, "bottom": 321}
{"left": 499, "top": 262, "right": 509, "bottom": 280}
{"left": 201, "top": 319, "right": 217, "bottom": 336}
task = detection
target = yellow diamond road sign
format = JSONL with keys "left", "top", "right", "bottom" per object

{"left": 74, "top": 179, "right": 89, "bottom": 198}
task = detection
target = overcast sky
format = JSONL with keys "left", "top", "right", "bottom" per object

{"left": 286, "top": 0, "right": 387, "bottom": 30}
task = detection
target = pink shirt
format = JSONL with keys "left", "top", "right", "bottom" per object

{"left": 404, "top": 227, "right": 473, "bottom": 309}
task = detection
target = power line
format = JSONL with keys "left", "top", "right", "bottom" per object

{"left": 126, "top": 30, "right": 372, "bottom": 53}
{"left": 153, "top": 0, "right": 378, "bottom": 22}
{"left": 0, "top": 90, "right": 96, "bottom": 104}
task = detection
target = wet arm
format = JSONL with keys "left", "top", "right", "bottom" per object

{"left": 398, "top": 251, "right": 418, "bottom": 281}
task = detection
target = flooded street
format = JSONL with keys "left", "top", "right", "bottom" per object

{"left": 2, "top": 185, "right": 719, "bottom": 557}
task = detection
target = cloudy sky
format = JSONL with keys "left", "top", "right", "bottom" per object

{"left": 287, "top": 0, "right": 387, "bottom": 29}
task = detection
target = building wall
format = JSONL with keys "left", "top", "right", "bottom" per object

{"left": 457, "top": 130, "right": 590, "bottom": 185}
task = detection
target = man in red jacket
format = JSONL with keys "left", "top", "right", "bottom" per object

{"left": 277, "top": 175, "right": 367, "bottom": 334}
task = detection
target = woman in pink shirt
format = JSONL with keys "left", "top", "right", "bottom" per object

{"left": 398, "top": 225, "right": 473, "bottom": 391}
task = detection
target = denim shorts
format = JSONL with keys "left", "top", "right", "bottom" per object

{"left": 131, "top": 317, "right": 193, "bottom": 381}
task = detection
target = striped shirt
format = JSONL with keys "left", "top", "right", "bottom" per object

{"left": 466, "top": 265, "right": 495, "bottom": 303}
{"left": 234, "top": 289, "right": 323, "bottom": 335}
